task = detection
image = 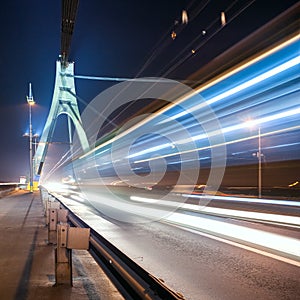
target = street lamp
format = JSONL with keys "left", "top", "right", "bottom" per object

{"left": 27, "top": 83, "right": 35, "bottom": 193}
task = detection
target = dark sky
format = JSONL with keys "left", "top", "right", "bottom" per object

{"left": 0, "top": 0, "right": 297, "bottom": 182}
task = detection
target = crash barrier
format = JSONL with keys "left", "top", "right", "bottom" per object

{"left": 40, "top": 186, "right": 185, "bottom": 299}
{"left": 40, "top": 188, "right": 90, "bottom": 285}
{"left": 0, "top": 183, "right": 18, "bottom": 197}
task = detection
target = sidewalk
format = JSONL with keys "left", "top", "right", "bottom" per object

{"left": 0, "top": 189, "right": 123, "bottom": 300}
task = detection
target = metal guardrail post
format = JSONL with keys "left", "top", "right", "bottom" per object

{"left": 39, "top": 188, "right": 91, "bottom": 287}
{"left": 40, "top": 185, "right": 67, "bottom": 243}
{"left": 40, "top": 189, "right": 49, "bottom": 213}
{"left": 40, "top": 188, "right": 183, "bottom": 298}
{"left": 55, "top": 223, "right": 72, "bottom": 285}
{"left": 47, "top": 206, "right": 69, "bottom": 244}
{"left": 55, "top": 223, "right": 90, "bottom": 286}
{"left": 48, "top": 208, "right": 58, "bottom": 244}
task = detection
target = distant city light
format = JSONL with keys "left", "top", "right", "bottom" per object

{"left": 221, "top": 12, "right": 226, "bottom": 26}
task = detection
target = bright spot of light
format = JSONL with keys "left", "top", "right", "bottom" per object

{"left": 221, "top": 11, "right": 226, "bottom": 26}
{"left": 182, "top": 10, "right": 188, "bottom": 24}
{"left": 44, "top": 182, "right": 73, "bottom": 193}
{"left": 289, "top": 181, "right": 299, "bottom": 187}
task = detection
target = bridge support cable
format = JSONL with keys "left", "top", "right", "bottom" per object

{"left": 64, "top": 74, "right": 195, "bottom": 84}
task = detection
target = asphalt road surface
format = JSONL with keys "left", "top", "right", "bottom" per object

{"left": 55, "top": 186, "right": 300, "bottom": 300}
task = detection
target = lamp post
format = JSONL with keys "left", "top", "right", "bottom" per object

{"left": 27, "top": 83, "right": 35, "bottom": 192}
{"left": 33, "top": 133, "right": 39, "bottom": 181}
{"left": 33, "top": 133, "right": 39, "bottom": 154}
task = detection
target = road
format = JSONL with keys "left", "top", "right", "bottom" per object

{"left": 48, "top": 184, "right": 300, "bottom": 300}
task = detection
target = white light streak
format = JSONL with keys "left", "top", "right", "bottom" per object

{"left": 157, "top": 35, "right": 299, "bottom": 124}
{"left": 134, "top": 124, "right": 300, "bottom": 163}
{"left": 129, "top": 195, "right": 300, "bottom": 262}
{"left": 130, "top": 108, "right": 299, "bottom": 160}
{"left": 78, "top": 35, "right": 299, "bottom": 161}
{"left": 130, "top": 196, "right": 300, "bottom": 225}
{"left": 182, "top": 194, "right": 300, "bottom": 207}
{"left": 127, "top": 143, "right": 173, "bottom": 159}
{"left": 192, "top": 107, "right": 300, "bottom": 141}
{"left": 166, "top": 56, "right": 300, "bottom": 121}
{"left": 165, "top": 212, "right": 300, "bottom": 261}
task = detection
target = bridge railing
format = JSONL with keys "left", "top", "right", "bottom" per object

{"left": 0, "top": 183, "right": 20, "bottom": 197}
{"left": 40, "top": 186, "right": 185, "bottom": 300}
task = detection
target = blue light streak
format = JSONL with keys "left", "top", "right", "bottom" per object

{"left": 71, "top": 34, "right": 300, "bottom": 183}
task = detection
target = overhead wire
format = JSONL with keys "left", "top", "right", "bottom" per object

{"left": 159, "top": 0, "right": 256, "bottom": 77}
{"left": 135, "top": 0, "right": 211, "bottom": 77}
{"left": 75, "top": 0, "right": 213, "bottom": 137}
{"left": 54, "top": 0, "right": 259, "bottom": 170}
{"left": 79, "top": 1, "right": 257, "bottom": 139}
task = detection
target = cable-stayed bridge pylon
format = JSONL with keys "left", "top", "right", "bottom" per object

{"left": 33, "top": 0, "right": 89, "bottom": 183}
{"left": 34, "top": 60, "right": 89, "bottom": 179}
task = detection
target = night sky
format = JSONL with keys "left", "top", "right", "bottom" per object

{"left": 0, "top": 0, "right": 297, "bottom": 182}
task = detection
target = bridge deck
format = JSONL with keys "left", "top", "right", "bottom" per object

{"left": 0, "top": 189, "right": 123, "bottom": 300}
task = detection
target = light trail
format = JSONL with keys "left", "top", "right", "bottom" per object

{"left": 133, "top": 124, "right": 300, "bottom": 163}
{"left": 156, "top": 34, "right": 299, "bottom": 123}
{"left": 160, "top": 55, "right": 300, "bottom": 122}
{"left": 173, "top": 225, "right": 300, "bottom": 267}
{"left": 78, "top": 35, "right": 299, "bottom": 161}
{"left": 50, "top": 188, "right": 300, "bottom": 266}
{"left": 130, "top": 196, "right": 300, "bottom": 226}
{"left": 182, "top": 194, "right": 300, "bottom": 207}
{"left": 164, "top": 212, "right": 300, "bottom": 265}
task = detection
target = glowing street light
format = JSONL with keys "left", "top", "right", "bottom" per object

{"left": 27, "top": 83, "right": 35, "bottom": 193}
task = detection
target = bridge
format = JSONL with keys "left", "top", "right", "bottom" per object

{"left": 0, "top": 1, "right": 299, "bottom": 299}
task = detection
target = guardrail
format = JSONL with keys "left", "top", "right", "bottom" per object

{"left": 0, "top": 183, "right": 19, "bottom": 197}
{"left": 40, "top": 186, "right": 185, "bottom": 300}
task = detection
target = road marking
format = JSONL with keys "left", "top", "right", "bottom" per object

{"left": 167, "top": 222, "right": 300, "bottom": 267}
